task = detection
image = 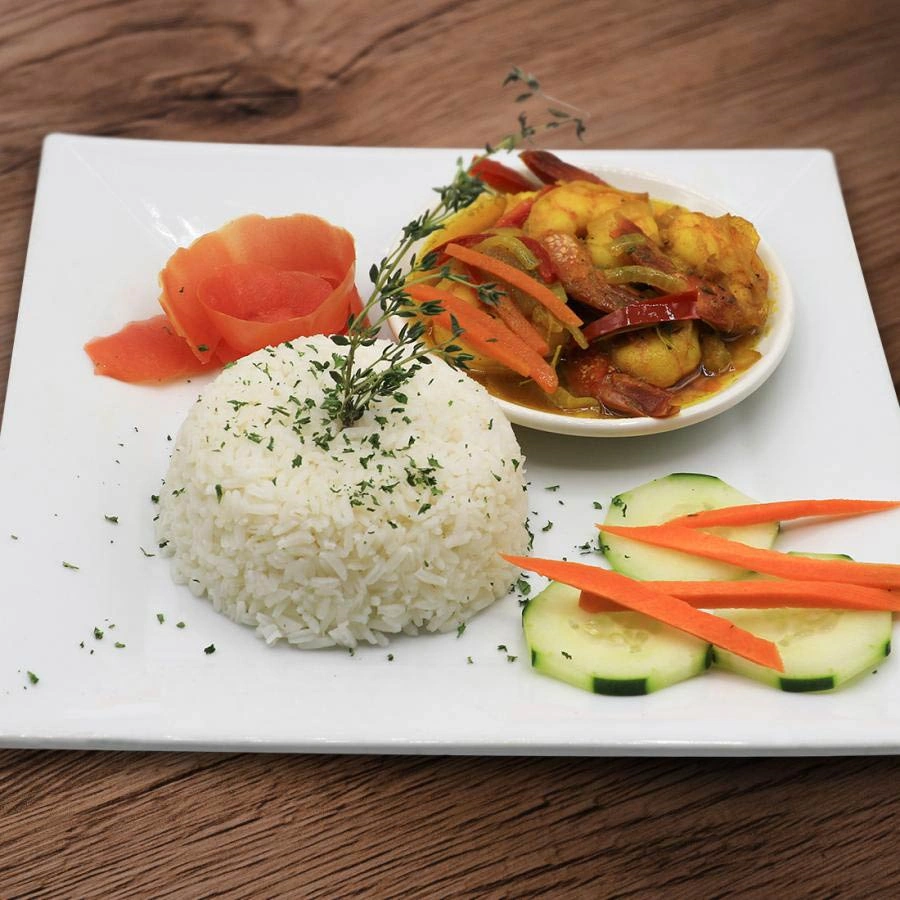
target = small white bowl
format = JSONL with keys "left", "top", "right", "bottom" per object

{"left": 393, "top": 167, "right": 794, "bottom": 438}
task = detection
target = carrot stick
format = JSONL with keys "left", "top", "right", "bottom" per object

{"left": 668, "top": 499, "right": 900, "bottom": 529}
{"left": 579, "top": 580, "right": 900, "bottom": 613}
{"left": 444, "top": 243, "right": 583, "bottom": 329}
{"left": 405, "top": 284, "right": 558, "bottom": 392}
{"left": 459, "top": 262, "right": 550, "bottom": 353}
{"left": 491, "top": 292, "right": 551, "bottom": 356}
{"left": 503, "top": 555, "right": 784, "bottom": 671}
{"left": 598, "top": 523, "right": 900, "bottom": 589}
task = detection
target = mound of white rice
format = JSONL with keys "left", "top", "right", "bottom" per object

{"left": 157, "top": 337, "right": 529, "bottom": 648}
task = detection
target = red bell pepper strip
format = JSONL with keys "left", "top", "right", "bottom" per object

{"left": 519, "top": 150, "right": 609, "bottom": 186}
{"left": 495, "top": 197, "right": 536, "bottom": 229}
{"left": 469, "top": 157, "right": 538, "bottom": 193}
{"left": 493, "top": 185, "right": 557, "bottom": 228}
{"left": 582, "top": 290, "right": 699, "bottom": 342}
{"left": 517, "top": 235, "right": 557, "bottom": 283}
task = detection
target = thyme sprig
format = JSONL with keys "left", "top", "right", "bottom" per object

{"left": 324, "top": 68, "right": 586, "bottom": 429}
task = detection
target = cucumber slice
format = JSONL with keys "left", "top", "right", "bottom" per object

{"left": 714, "top": 552, "right": 893, "bottom": 691}
{"left": 713, "top": 607, "right": 892, "bottom": 692}
{"left": 600, "top": 473, "right": 779, "bottom": 581}
{"left": 523, "top": 581, "right": 711, "bottom": 695}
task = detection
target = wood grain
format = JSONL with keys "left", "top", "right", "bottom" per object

{"left": 3, "top": 750, "right": 900, "bottom": 897}
{"left": 1, "top": 0, "right": 900, "bottom": 895}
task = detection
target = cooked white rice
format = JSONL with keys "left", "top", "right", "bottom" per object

{"left": 156, "top": 337, "right": 529, "bottom": 648}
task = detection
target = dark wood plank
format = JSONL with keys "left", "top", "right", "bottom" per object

{"left": 3, "top": 751, "right": 900, "bottom": 896}
{"left": 1, "top": 0, "right": 899, "bottom": 895}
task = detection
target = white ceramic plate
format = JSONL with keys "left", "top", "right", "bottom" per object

{"left": 1, "top": 136, "right": 899, "bottom": 755}
{"left": 393, "top": 168, "right": 795, "bottom": 438}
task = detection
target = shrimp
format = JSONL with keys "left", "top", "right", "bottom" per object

{"left": 658, "top": 208, "right": 769, "bottom": 334}
{"left": 539, "top": 232, "right": 638, "bottom": 313}
{"left": 524, "top": 181, "right": 660, "bottom": 267}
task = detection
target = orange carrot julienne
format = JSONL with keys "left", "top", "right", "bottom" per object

{"left": 489, "top": 292, "right": 551, "bottom": 356}
{"left": 503, "top": 555, "right": 784, "bottom": 672}
{"left": 598, "top": 523, "right": 900, "bottom": 589}
{"left": 459, "top": 262, "right": 550, "bottom": 353}
{"left": 668, "top": 499, "right": 900, "bottom": 529}
{"left": 405, "top": 284, "right": 558, "bottom": 392}
{"left": 579, "top": 580, "right": 900, "bottom": 613}
{"left": 444, "top": 243, "right": 583, "bottom": 329}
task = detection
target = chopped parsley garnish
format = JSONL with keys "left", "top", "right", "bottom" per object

{"left": 62, "top": 561, "right": 79, "bottom": 570}
{"left": 203, "top": 644, "right": 216, "bottom": 655}
{"left": 115, "top": 642, "right": 126, "bottom": 649}
{"left": 151, "top": 495, "right": 160, "bottom": 504}
{"left": 156, "top": 613, "right": 165, "bottom": 624}
{"left": 104, "top": 515, "right": 119, "bottom": 524}
{"left": 26, "top": 671, "right": 39, "bottom": 685}
{"left": 541, "top": 521, "right": 553, "bottom": 532}
{"left": 215, "top": 484, "right": 223, "bottom": 503}
{"left": 387, "top": 653, "right": 394, "bottom": 662}
{"left": 456, "top": 622, "right": 466, "bottom": 638}
{"left": 545, "top": 484, "right": 560, "bottom": 492}
{"left": 197, "top": 344, "right": 209, "bottom": 352}
{"left": 561, "top": 651, "right": 572, "bottom": 660}
{"left": 140, "top": 547, "right": 155, "bottom": 557}
{"left": 93, "top": 627, "right": 104, "bottom": 640}
{"left": 593, "top": 501, "right": 603, "bottom": 510}
{"left": 176, "top": 621, "right": 186, "bottom": 629}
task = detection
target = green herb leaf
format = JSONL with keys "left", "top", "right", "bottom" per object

{"left": 318, "top": 72, "right": 585, "bottom": 430}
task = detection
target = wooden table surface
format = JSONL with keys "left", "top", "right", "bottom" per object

{"left": 2, "top": 0, "right": 899, "bottom": 894}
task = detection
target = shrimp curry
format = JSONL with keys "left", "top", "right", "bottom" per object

{"left": 413, "top": 151, "right": 771, "bottom": 419}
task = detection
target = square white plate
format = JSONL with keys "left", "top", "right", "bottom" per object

{"left": 1, "top": 134, "right": 898, "bottom": 755}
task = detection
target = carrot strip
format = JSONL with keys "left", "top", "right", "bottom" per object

{"left": 492, "top": 293, "right": 551, "bottom": 356}
{"left": 405, "top": 284, "right": 558, "bottom": 392}
{"left": 668, "top": 499, "right": 900, "bottom": 529}
{"left": 579, "top": 580, "right": 900, "bottom": 613}
{"left": 462, "top": 264, "right": 550, "bottom": 355}
{"left": 444, "top": 243, "right": 583, "bottom": 329}
{"left": 504, "top": 555, "right": 784, "bottom": 672}
{"left": 598, "top": 524, "right": 900, "bottom": 589}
